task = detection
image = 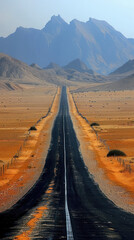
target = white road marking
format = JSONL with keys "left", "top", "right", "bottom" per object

{"left": 63, "top": 116, "right": 74, "bottom": 240}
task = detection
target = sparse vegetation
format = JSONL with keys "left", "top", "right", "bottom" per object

{"left": 29, "top": 126, "right": 37, "bottom": 131}
{"left": 90, "top": 122, "right": 100, "bottom": 127}
{"left": 107, "top": 149, "right": 126, "bottom": 157}
{"left": 27, "top": 165, "right": 32, "bottom": 169}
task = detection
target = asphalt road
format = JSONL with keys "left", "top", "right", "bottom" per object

{"left": 0, "top": 86, "right": 134, "bottom": 239}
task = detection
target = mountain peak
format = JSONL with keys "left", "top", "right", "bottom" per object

{"left": 15, "top": 26, "right": 25, "bottom": 33}
{"left": 50, "top": 15, "right": 64, "bottom": 22}
{"left": 42, "top": 15, "right": 68, "bottom": 34}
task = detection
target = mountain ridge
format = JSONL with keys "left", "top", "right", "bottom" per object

{"left": 0, "top": 16, "right": 134, "bottom": 74}
{"left": 0, "top": 53, "right": 107, "bottom": 86}
{"left": 1, "top": 53, "right": 134, "bottom": 91}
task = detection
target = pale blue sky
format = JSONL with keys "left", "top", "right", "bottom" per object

{"left": 0, "top": 0, "right": 134, "bottom": 38}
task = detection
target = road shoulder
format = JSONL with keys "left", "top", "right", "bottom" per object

{"left": 0, "top": 87, "right": 61, "bottom": 212}
{"left": 67, "top": 87, "right": 134, "bottom": 214}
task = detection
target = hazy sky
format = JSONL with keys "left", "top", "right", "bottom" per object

{"left": 0, "top": 0, "right": 134, "bottom": 38}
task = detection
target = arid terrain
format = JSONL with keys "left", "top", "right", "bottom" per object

{"left": 68, "top": 87, "right": 134, "bottom": 212}
{"left": 0, "top": 84, "right": 60, "bottom": 211}
{"left": 0, "top": 84, "right": 57, "bottom": 163}
{"left": 1, "top": 79, "right": 134, "bottom": 213}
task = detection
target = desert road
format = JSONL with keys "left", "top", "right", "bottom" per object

{"left": 0, "top": 87, "right": 134, "bottom": 239}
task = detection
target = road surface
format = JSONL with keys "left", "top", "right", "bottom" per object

{"left": 0, "top": 87, "right": 134, "bottom": 239}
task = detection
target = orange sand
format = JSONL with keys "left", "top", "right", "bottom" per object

{"left": 0, "top": 86, "right": 61, "bottom": 212}
{"left": 13, "top": 182, "right": 54, "bottom": 240}
{"left": 0, "top": 85, "right": 56, "bottom": 162}
{"left": 72, "top": 90, "right": 134, "bottom": 157}
{"left": 68, "top": 88, "right": 134, "bottom": 212}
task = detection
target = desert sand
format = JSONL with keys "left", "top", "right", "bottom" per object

{"left": 68, "top": 87, "right": 134, "bottom": 213}
{"left": 0, "top": 84, "right": 60, "bottom": 212}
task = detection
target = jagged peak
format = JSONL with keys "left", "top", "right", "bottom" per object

{"left": 42, "top": 15, "right": 68, "bottom": 33}
{"left": 15, "top": 26, "right": 25, "bottom": 32}
{"left": 50, "top": 15, "right": 65, "bottom": 23}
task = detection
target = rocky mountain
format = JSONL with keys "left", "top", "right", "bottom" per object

{"left": 0, "top": 15, "right": 134, "bottom": 75}
{"left": 0, "top": 53, "right": 60, "bottom": 85}
{"left": 0, "top": 53, "right": 33, "bottom": 79}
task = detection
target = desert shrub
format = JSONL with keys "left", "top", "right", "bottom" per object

{"left": 29, "top": 126, "right": 37, "bottom": 131}
{"left": 28, "top": 165, "right": 32, "bottom": 169}
{"left": 107, "top": 149, "right": 126, "bottom": 157}
{"left": 90, "top": 122, "right": 100, "bottom": 127}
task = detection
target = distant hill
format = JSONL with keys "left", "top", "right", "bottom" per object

{"left": 78, "top": 74, "right": 134, "bottom": 92}
{"left": 45, "top": 62, "right": 61, "bottom": 70}
{"left": 0, "top": 53, "right": 46, "bottom": 85}
{"left": 64, "top": 59, "right": 94, "bottom": 74}
{"left": 110, "top": 74, "right": 134, "bottom": 90}
{"left": 0, "top": 53, "right": 62, "bottom": 85}
{"left": 45, "top": 58, "right": 106, "bottom": 82}
{"left": 0, "top": 81, "right": 22, "bottom": 91}
{"left": 110, "top": 59, "right": 134, "bottom": 76}
{"left": 0, "top": 53, "right": 27, "bottom": 78}
{"left": 1, "top": 15, "right": 134, "bottom": 74}
{"left": 107, "top": 74, "right": 134, "bottom": 91}
{"left": 30, "top": 63, "right": 41, "bottom": 70}
{"left": 0, "top": 53, "right": 107, "bottom": 87}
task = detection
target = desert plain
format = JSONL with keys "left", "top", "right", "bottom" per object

{"left": 0, "top": 84, "right": 60, "bottom": 211}
{"left": 0, "top": 79, "right": 134, "bottom": 214}
{"left": 68, "top": 87, "right": 134, "bottom": 212}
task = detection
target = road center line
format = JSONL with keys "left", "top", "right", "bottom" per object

{"left": 63, "top": 115, "right": 74, "bottom": 240}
